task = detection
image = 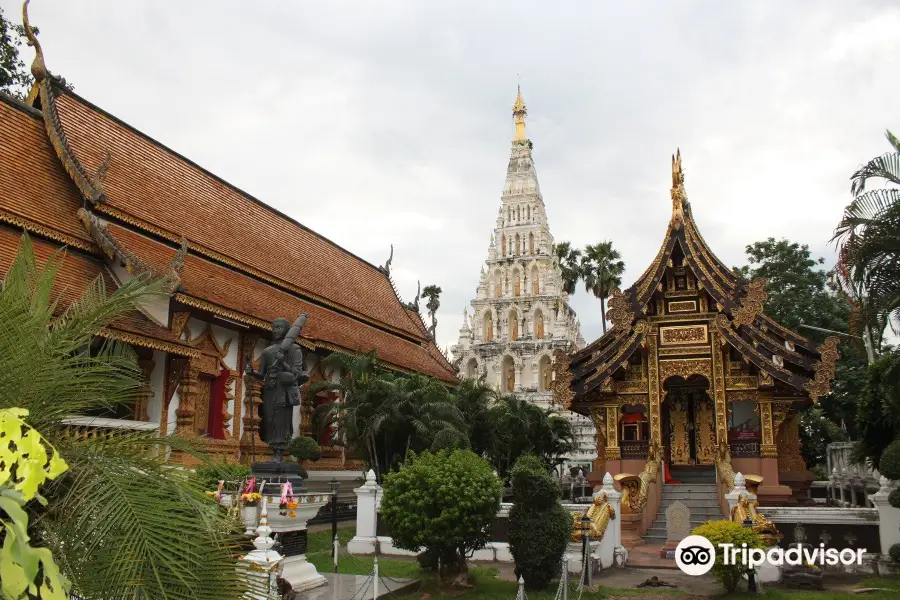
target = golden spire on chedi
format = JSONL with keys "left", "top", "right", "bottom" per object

{"left": 512, "top": 85, "right": 528, "bottom": 142}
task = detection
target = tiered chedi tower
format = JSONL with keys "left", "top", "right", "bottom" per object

{"left": 451, "top": 87, "right": 595, "bottom": 468}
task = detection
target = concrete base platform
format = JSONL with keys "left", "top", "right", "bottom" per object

{"left": 298, "top": 572, "right": 419, "bottom": 599}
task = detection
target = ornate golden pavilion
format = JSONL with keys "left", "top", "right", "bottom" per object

{"left": 552, "top": 151, "right": 839, "bottom": 506}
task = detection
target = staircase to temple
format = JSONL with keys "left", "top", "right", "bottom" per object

{"left": 642, "top": 479, "right": 723, "bottom": 545}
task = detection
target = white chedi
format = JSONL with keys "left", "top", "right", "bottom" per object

{"left": 450, "top": 87, "right": 596, "bottom": 468}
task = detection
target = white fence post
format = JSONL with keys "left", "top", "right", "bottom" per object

{"left": 870, "top": 476, "right": 900, "bottom": 556}
{"left": 347, "top": 469, "right": 381, "bottom": 554}
{"left": 596, "top": 472, "right": 621, "bottom": 568}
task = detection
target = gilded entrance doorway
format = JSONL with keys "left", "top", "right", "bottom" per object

{"left": 661, "top": 375, "right": 716, "bottom": 466}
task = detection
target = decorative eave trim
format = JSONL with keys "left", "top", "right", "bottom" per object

{"left": 0, "top": 208, "right": 95, "bottom": 252}
{"left": 634, "top": 232, "right": 678, "bottom": 307}
{"left": 758, "top": 313, "right": 814, "bottom": 347}
{"left": 173, "top": 292, "right": 290, "bottom": 337}
{"left": 95, "top": 205, "right": 426, "bottom": 344}
{"left": 173, "top": 292, "right": 455, "bottom": 382}
{"left": 578, "top": 320, "right": 650, "bottom": 397}
{"left": 572, "top": 328, "right": 630, "bottom": 378}
{"left": 77, "top": 208, "right": 155, "bottom": 277}
{"left": 98, "top": 326, "right": 200, "bottom": 358}
{"left": 731, "top": 278, "right": 767, "bottom": 328}
{"left": 36, "top": 79, "right": 108, "bottom": 206}
{"left": 684, "top": 211, "right": 740, "bottom": 288}
{"left": 715, "top": 314, "right": 809, "bottom": 392}
{"left": 680, "top": 228, "right": 734, "bottom": 312}
{"left": 804, "top": 337, "right": 840, "bottom": 403}
{"left": 740, "top": 325, "right": 817, "bottom": 370}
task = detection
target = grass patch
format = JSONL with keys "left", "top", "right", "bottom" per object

{"left": 305, "top": 527, "right": 900, "bottom": 598}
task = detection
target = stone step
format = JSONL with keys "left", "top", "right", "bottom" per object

{"left": 658, "top": 500, "right": 721, "bottom": 509}
{"left": 656, "top": 508, "right": 723, "bottom": 519}
{"left": 644, "top": 523, "right": 711, "bottom": 538}
{"left": 642, "top": 534, "right": 668, "bottom": 544}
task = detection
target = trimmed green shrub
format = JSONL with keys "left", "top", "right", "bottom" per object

{"left": 878, "top": 440, "right": 900, "bottom": 481}
{"left": 508, "top": 455, "right": 571, "bottom": 590}
{"left": 430, "top": 427, "right": 471, "bottom": 452}
{"left": 380, "top": 450, "right": 501, "bottom": 585}
{"left": 889, "top": 489, "right": 900, "bottom": 509}
{"left": 889, "top": 543, "right": 900, "bottom": 563}
{"left": 193, "top": 463, "right": 252, "bottom": 491}
{"left": 289, "top": 436, "right": 322, "bottom": 462}
{"left": 692, "top": 520, "right": 764, "bottom": 593}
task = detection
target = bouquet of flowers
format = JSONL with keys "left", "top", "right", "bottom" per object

{"left": 240, "top": 492, "right": 262, "bottom": 507}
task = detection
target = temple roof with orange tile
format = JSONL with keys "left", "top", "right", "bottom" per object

{"left": 1, "top": 81, "right": 456, "bottom": 382}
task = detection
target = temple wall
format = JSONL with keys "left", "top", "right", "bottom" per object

{"left": 148, "top": 349, "right": 167, "bottom": 431}
{"left": 620, "top": 459, "right": 646, "bottom": 476}
{"left": 733, "top": 457, "right": 762, "bottom": 479}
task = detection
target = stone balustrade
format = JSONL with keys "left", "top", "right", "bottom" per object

{"left": 826, "top": 442, "right": 881, "bottom": 507}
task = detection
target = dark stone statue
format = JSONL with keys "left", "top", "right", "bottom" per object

{"left": 245, "top": 315, "right": 309, "bottom": 462}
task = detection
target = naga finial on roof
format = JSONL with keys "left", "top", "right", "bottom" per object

{"left": 670, "top": 148, "right": 687, "bottom": 230}
{"left": 22, "top": 0, "right": 48, "bottom": 82}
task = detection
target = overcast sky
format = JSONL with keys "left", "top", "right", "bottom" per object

{"left": 8, "top": 0, "right": 899, "bottom": 353}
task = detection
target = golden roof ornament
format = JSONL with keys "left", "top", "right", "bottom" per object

{"left": 670, "top": 149, "right": 687, "bottom": 230}
{"left": 22, "top": 0, "right": 48, "bottom": 83}
{"left": 512, "top": 85, "right": 528, "bottom": 142}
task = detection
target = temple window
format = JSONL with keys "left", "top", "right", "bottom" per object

{"left": 620, "top": 405, "right": 650, "bottom": 460}
{"left": 501, "top": 234, "right": 506, "bottom": 257}
{"left": 509, "top": 310, "right": 519, "bottom": 341}
{"left": 538, "top": 354, "right": 551, "bottom": 391}
{"left": 529, "top": 233, "right": 535, "bottom": 255}
{"left": 535, "top": 309, "right": 544, "bottom": 338}
{"left": 728, "top": 399, "right": 761, "bottom": 457}
{"left": 502, "top": 355, "right": 515, "bottom": 393}
{"left": 514, "top": 234, "right": 521, "bottom": 256}
{"left": 483, "top": 311, "right": 494, "bottom": 342}
{"left": 466, "top": 358, "right": 478, "bottom": 379}
{"left": 514, "top": 275, "right": 521, "bottom": 296}
{"left": 531, "top": 265, "right": 539, "bottom": 294}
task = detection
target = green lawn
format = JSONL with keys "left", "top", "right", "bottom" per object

{"left": 304, "top": 526, "right": 900, "bottom": 599}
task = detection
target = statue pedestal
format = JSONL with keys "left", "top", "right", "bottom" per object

{"left": 252, "top": 462, "right": 307, "bottom": 492}
{"left": 264, "top": 492, "right": 330, "bottom": 592}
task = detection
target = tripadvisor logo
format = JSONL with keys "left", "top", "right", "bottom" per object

{"left": 675, "top": 535, "right": 867, "bottom": 576}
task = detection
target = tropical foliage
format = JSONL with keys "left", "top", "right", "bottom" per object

{"left": 0, "top": 408, "right": 69, "bottom": 600}
{"left": 380, "top": 450, "right": 501, "bottom": 585}
{"left": 0, "top": 235, "right": 253, "bottom": 600}
{"left": 833, "top": 130, "right": 900, "bottom": 341}
{"left": 552, "top": 242, "right": 582, "bottom": 295}
{"left": 1, "top": 6, "right": 35, "bottom": 100}
{"left": 553, "top": 240, "right": 626, "bottom": 332}
{"left": 310, "top": 355, "right": 574, "bottom": 481}
{"left": 691, "top": 520, "right": 763, "bottom": 593}
{"left": 507, "top": 455, "right": 571, "bottom": 590}
{"left": 853, "top": 350, "right": 900, "bottom": 467}
{"left": 580, "top": 241, "right": 625, "bottom": 333}
{"left": 422, "top": 284, "right": 442, "bottom": 339}
{"left": 733, "top": 237, "right": 865, "bottom": 466}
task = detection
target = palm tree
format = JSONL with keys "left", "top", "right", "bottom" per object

{"left": 552, "top": 242, "right": 582, "bottom": 295}
{"left": 309, "top": 350, "right": 393, "bottom": 481}
{"left": 451, "top": 378, "right": 498, "bottom": 458}
{"left": 581, "top": 241, "right": 626, "bottom": 333}
{"left": 834, "top": 130, "right": 900, "bottom": 340}
{"left": 1, "top": 235, "right": 254, "bottom": 600}
{"left": 309, "top": 351, "right": 465, "bottom": 479}
{"left": 422, "top": 284, "right": 442, "bottom": 340}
